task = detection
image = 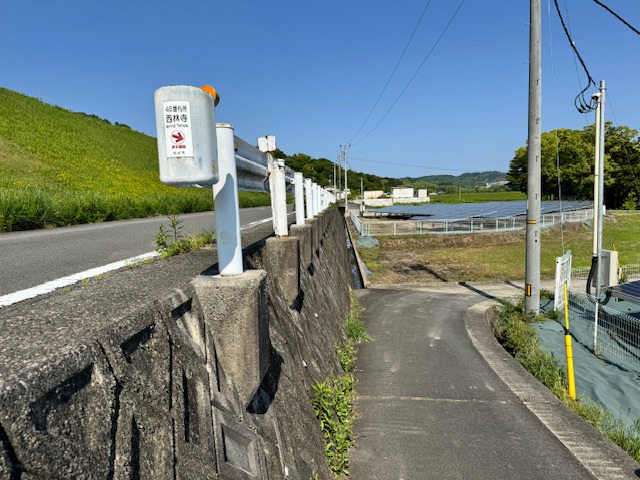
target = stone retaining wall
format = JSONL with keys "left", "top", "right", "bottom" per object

{"left": 0, "top": 207, "right": 353, "bottom": 479}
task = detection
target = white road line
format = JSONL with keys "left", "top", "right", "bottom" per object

{"left": 240, "top": 217, "right": 273, "bottom": 230}
{"left": 0, "top": 252, "right": 160, "bottom": 308}
{"left": 0, "top": 216, "right": 278, "bottom": 309}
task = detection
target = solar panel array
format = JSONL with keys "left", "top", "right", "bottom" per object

{"left": 375, "top": 200, "right": 592, "bottom": 222}
{"left": 606, "top": 280, "right": 640, "bottom": 303}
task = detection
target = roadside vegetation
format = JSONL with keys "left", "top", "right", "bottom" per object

{"left": 358, "top": 211, "right": 640, "bottom": 284}
{"left": 430, "top": 191, "right": 526, "bottom": 204}
{"left": 0, "top": 87, "right": 269, "bottom": 232}
{"left": 493, "top": 301, "right": 640, "bottom": 462}
{"left": 154, "top": 214, "right": 215, "bottom": 258}
{"left": 0, "top": 87, "right": 523, "bottom": 232}
{"left": 312, "top": 295, "right": 368, "bottom": 478}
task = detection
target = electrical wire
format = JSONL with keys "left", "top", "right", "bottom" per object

{"left": 351, "top": 0, "right": 466, "bottom": 146}
{"left": 552, "top": 0, "right": 598, "bottom": 113}
{"left": 593, "top": 0, "right": 640, "bottom": 35}
{"left": 347, "top": 155, "right": 469, "bottom": 172}
{"left": 347, "top": 0, "right": 434, "bottom": 144}
{"left": 547, "top": 0, "right": 566, "bottom": 253}
{"left": 562, "top": 0, "right": 592, "bottom": 127}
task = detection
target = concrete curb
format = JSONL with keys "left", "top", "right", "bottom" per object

{"left": 465, "top": 300, "right": 640, "bottom": 480}
{"left": 344, "top": 214, "right": 370, "bottom": 289}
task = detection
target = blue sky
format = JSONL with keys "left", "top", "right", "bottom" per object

{"left": 2, "top": 1, "right": 639, "bottom": 178}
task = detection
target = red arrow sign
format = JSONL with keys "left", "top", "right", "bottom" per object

{"left": 171, "top": 131, "right": 185, "bottom": 144}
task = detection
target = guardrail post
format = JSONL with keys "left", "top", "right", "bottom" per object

{"left": 213, "top": 124, "right": 243, "bottom": 275}
{"left": 294, "top": 172, "right": 305, "bottom": 225}
{"left": 305, "top": 178, "right": 314, "bottom": 219}
{"left": 270, "top": 156, "right": 288, "bottom": 236}
{"left": 312, "top": 183, "right": 319, "bottom": 216}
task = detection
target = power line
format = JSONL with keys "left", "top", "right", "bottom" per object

{"left": 552, "top": 0, "right": 597, "bottom": 113}
{"left": 351, "top": 0, "right": 466, "bottom": 146}
{"left": 546, "top": 0, "right": 566, "bottom": 252}
{"left": 593, "top": 0, "right": 640, "bottom": 35}
{"left": 561, "top": 0, "right": 592, "bottom": 126}
{"left": 347, "top": 0, "right": 434, "bottom": 144}
{"left": 347, "top": 155, "right": 469, "bottom": 172}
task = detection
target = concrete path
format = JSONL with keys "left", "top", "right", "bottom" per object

{"left": 350, "top": 283, "right": 640, "bottom": 480}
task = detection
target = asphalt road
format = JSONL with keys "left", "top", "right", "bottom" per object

{"left": 0, "top": 206, "right": 275, "bottom": 298}
{"left": 349, "top": 285, "right": 639, "bottom": 480}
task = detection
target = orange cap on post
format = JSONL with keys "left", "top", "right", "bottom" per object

{"left": 201, "top": 85, "right": 220, "bottom": 106}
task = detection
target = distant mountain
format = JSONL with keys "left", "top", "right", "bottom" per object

{"left": 403, "top": 171, "right": 507, "bottom": 188}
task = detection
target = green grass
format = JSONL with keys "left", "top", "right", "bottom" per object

{"left": 343, "top": 294, "right": 370, "bottom": 344}
{"left": 494, "top": 301, "right": 640, "bottom": 462}
{"left": 430, "top": 191, "right": 527, "bottom": 204}
{"left": 359, "top": 211, "right": 640, "bottom": 283}
{"left": 0, "top": 87, "right": 270, "bottom": 232}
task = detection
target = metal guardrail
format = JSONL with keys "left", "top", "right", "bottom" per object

{"left": 233, "top": 136, "right": 296, "bottom": 193}
{"left": 154, "top": 85, "right": 336, "bottom": 276}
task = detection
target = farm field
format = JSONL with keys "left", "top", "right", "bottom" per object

{"left": 357, "top": 210, "right": 640, "bottom": 284}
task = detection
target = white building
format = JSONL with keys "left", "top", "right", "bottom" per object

{"left": 362, "top": 187, "right": 430, "bottom": 207}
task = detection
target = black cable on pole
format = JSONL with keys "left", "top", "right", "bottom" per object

{"left": 593, "top": 0, "right": 640, "bottom": 36}
{"left": 552, "top": 0, "right": 598, "bottom": 113}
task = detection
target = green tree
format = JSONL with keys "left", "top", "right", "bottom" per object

{"left": 507, "top": 124, "right": 640, "bottom": 207}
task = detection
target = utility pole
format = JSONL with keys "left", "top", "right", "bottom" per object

{"left": 593, "top": 80, "right": 606, "bottom": 349}
{"left": 525, "top": 0, "right": 542, "bottom": 314}
{"left": 340, "top": 144, "right": 350, "bottom": 211}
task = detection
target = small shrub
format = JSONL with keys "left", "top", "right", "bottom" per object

{"left": 622, "top": 192, "right": 638, "bottom": 211}
{"left": 155, "top": 214, "right": 214, "bottom": 258}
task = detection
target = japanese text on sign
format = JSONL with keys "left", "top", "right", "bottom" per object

{"left": 163, "top": 101, "right": 193, "bottom": 158}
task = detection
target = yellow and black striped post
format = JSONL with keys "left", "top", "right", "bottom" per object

{"left": 563, "top": 283, "right": 576, "bottom": 400}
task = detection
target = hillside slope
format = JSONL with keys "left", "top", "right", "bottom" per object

{"left": 0, "top": 87, "right": 267, "bottom": 231}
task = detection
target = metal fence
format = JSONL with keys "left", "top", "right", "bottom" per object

{"left": 571, "top": 264, "right": 640, "bottom": 283}
{"left": 557, "top": 260, "right": 640, "bottom": 375}
{"left": 351, "top": 208, "right": 593, "bottom": 237}
{"left": 566, "top": 289, "right": 640, "bottom": 375}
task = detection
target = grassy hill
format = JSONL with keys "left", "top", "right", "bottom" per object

{"left": 406, "top": 171, "right": 507, "bottom": 188}
{"left": 0, "top": 87, "right": 269, "bottom": 232}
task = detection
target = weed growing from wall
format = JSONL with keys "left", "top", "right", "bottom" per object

{"left": 312, "top": 294, "right": 369, "bottom": 477}
{"left": 344, "top": 294, "right": 370, "bottom": 344}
